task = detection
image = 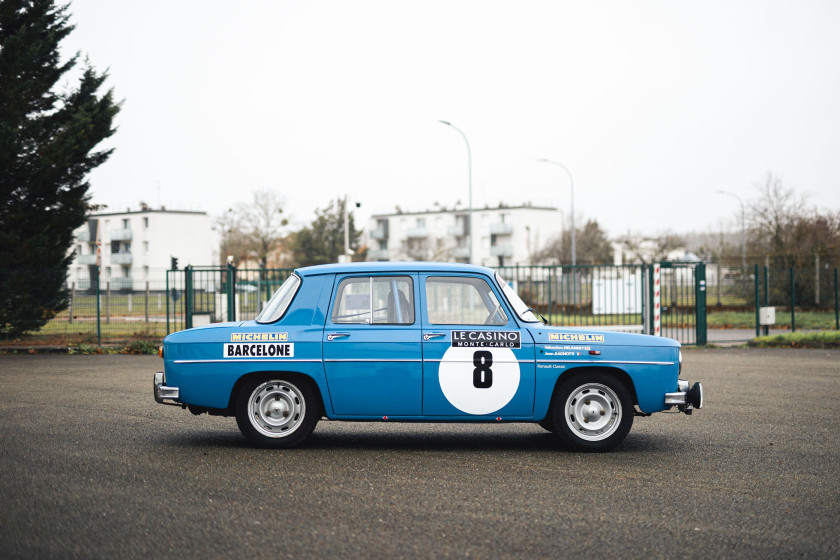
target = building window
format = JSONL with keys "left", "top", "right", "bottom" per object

{"left": 122, "top": 218, "right": 129, "bottom": 229}
{"left": 143, "top": 217, "right": 149, "bottom": 228}
{"left": 143, "top": 241, "right": 149, "bottom": 253}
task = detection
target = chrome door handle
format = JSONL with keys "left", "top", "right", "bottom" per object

{"left": 423, "top": 332, "right": 445, "bottom": 341}
{"left": 327, "top": 332, "right": 350, "bottom": 341}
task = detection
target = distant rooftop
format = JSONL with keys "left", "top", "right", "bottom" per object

{"left": 90, "top": 203, "right": 207, "bottom": 217}
{"left": 372, "top": 202, "right": 557, "bottom": 218}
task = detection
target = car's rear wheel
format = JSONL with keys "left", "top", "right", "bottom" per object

{"left": 235, "top": 377, "right": 319, "bottom": 448}
{"left": 551, "top": 372, "right": 633, "bottom": 452}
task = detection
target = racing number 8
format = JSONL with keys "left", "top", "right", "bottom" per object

{"left": 473, "top": 350, "right": 493, "bottom": 389}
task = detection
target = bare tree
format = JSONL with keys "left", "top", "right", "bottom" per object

{"left": 214, "top": 189, "right": 289, "bottom": 266}
{"left": 748, "top": 172, "right": 808, "bottom": 257}
{"left": 617, "top": 231, "right": 685, "bottom": 265}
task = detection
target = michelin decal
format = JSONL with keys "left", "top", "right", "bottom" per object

{"left": 225, "top": 332, "right": 293, "bottom": 358}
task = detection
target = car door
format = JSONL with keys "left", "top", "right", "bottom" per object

{"left": 323, "top": 274, "right": 422, "bottom": 416}
{"left": 420, "top": 273, "right": 535, "bottom": 417}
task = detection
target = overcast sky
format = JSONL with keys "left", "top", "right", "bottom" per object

{"left": 62, "top": 0, "right": 840, "bottom": 238}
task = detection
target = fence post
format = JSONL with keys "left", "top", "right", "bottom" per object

{"left": 69, "top": 282, "right": 74, "bottom": 323}
{"left": 227, "top": 263, "right": 236, "bottom": 322}
{"left": 762, "top": 266, "right": 769, "bottom": 336}
{"left": 106, "top": 281, "right": 111, "bottom": 324}
{"left": 754, "top": 264, "right": 760, "bottom": 338}
{"left": 790, "top": 267, "right": 796, "bottom": 333}
{"left": 185, "top": 266, "right": 193, "bottom": 329}
{"left": 835, "top": 268, "right": 838, "bottom": 331}
{"left": 145, "top": 281, "right": 150, "bottom": 324}
{"left": 547, "top": 266, "right": 553, "bottom": 325}
{"left": 165, "top": 270, "right": 170, "bottom": 335}
{"left": 96, "top": 265, "right": 101, "bottom": 347}
{"left": 815, "top": 254, "right": 820, "bottom": 306}
{"left": 695, "top": 262, "right": 707, "bottom": 345}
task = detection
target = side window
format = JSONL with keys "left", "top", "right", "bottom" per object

{"left": 426, "top": 276, "right": 508, "bottom": 325}
{"left": 332, "top": 276, "right": 415, "bottom": 325}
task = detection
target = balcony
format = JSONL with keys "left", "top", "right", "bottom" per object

{"left": 490, "top": 223, "right": 513, "bottom": 235}
{"left": 451, "top": 247, "right": 470, "bottom": 258}
{"left": 76, "top": 231, "right": 92, "bottom": 242}
{"left": 77, "top": 254, "right": 97, "bottom": 265}
{"left": 370, "top": 227, "right": 388, "bottom": 240}
{"left": 490, "top": 245, "right": 513, "bottom": 257}
{"left": 111, "top": 253, "right": 133, "bottom": 265}
{"left": 110, "top": 228, "right": 132, "bottom": 241}
{"left": 447, "top": 223, "right": 466, "bottom": 237}
{"left": 405, "top": 227, "right": 428, "bottom": 239}
{"left": 368, "top": 248, "right": 390, "bottom": 260}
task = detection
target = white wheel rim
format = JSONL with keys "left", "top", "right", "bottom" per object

{"left": 248, "top": 380, "right": 305, "bottom": 438}
{"left": 564, "top": 382, "right": 622, "bottom": 441}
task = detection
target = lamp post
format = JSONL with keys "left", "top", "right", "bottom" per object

{"left": 341, "top": 196, "right": 361, "bottom": 263}
{"left": 438, "top": 120, "right": 473, "bottom": 264}
{"left": 715, "top": 190, "right": 746, "bottom": 271}
{"left": 537, "top": 159, "right": 575, "bottom": 266}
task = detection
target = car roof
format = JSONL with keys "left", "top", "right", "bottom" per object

{"left": 295, "top": 261, "right": 497, "bottom": 278}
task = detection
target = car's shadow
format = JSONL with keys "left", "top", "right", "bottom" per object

{"left": 157, "top": 422, "right": 680, "bottom": 454}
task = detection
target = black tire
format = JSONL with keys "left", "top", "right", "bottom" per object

{"left": 235, "top": 376, "right": 319, "bottom": 448}
{"left": 551, "top": 371, "right": 633, "bottom": 452}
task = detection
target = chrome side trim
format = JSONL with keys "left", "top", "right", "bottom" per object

{"left": 424, "top": 359, "right": 535, "bottom": 364}
{"left": 173, "top": 359, "right": 322, "bottom": 364}
{"left": 324, "top": 358, "right": 422, "bottom": 363}
{"left": 538, "top": 360, "right": 675, "bottom": 366}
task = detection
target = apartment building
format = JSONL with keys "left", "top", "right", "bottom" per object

{"left": 69, "top": 207, "right": 218, "bottom": 290}
{"left": 366, "top": 204, "right": 561, "bottom": 267}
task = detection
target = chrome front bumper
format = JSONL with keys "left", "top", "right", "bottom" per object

{"left": 664, "top": 379, "right": 703, "bottom": 414}
{"left": 153, "top": 371, "right": 180, "bottom": 405}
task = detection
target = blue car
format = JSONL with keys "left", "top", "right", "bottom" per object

{"left": 154, "top": 262, "right": 702, "bottom": 452}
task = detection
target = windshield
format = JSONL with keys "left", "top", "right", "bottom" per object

{"left": 495, "top": 272, "right": 541, "bottom": 323}
{"left": 256, "top": 274, "right": 300, "bottom": 323}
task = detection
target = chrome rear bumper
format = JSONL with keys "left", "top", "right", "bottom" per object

{"left": 153, "top": 371, "right": 180, "bottom": 405}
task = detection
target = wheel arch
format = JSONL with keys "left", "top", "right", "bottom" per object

{"left": 551, "top": 366, "right": 638, "bottom": 409}
{"left": 227, "top": 370, "right": 326, "bottom": 417}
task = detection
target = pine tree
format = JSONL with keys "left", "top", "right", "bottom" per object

{"left": 0, "top": 0, "right": 120, "bottom": 335}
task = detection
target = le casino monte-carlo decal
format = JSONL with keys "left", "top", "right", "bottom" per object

{"left": 439, "top": 331, "right": 521, "bottom": 415}
{"left": 224, "top": 332, "right": 293, "bottom": 358}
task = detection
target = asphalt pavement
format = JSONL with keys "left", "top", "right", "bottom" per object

{"left": 1, "top": 349, "right": 838, "bottom": 559}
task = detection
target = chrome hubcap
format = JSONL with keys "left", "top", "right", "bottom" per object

{"left": 248, "top": 380, "right": 305, "bottom": 438}
{"left": 565, "top": 383, "right": 621, "bottom": 441}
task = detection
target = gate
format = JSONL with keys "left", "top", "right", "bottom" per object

{"left": 497, "top": 263, "right": 706, "bottom": 345}
{"left": 166, "top": 266, "right": 294, "bottom": 335}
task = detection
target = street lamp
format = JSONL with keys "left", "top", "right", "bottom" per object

{"left": 438, "top": 120, "right": 473, "bottom": 264}
{"left": 715, "top": 190, "right": 746, "bottom": 271}
{"left": 341, "top": 196, "right": 361, "bottom": 263}
{"left": 537, "top": 158, "right": 575, "bottom": 266}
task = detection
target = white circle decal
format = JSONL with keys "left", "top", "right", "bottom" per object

{"left": 438, "top": 346, "right": 520, "bottom": 415}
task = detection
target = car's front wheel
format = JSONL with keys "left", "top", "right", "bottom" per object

{"left": 551, "top": 372, "right": 633, "bottom": 452}
{"left": 235, "top": 377, "right": 319, "bottom": 448}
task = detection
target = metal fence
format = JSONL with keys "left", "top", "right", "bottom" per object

{"left": 1, "top": 268, "right": 173, "bottom": 346}
{"left": 703, "top": 256, "right": 840, "bottom": 343}
{"left": 3, "top": 260, "right": 837, "bottom": 348}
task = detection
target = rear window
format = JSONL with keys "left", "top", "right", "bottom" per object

{"left": 256, "top": 274, "right": 300, "bottom": 323}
